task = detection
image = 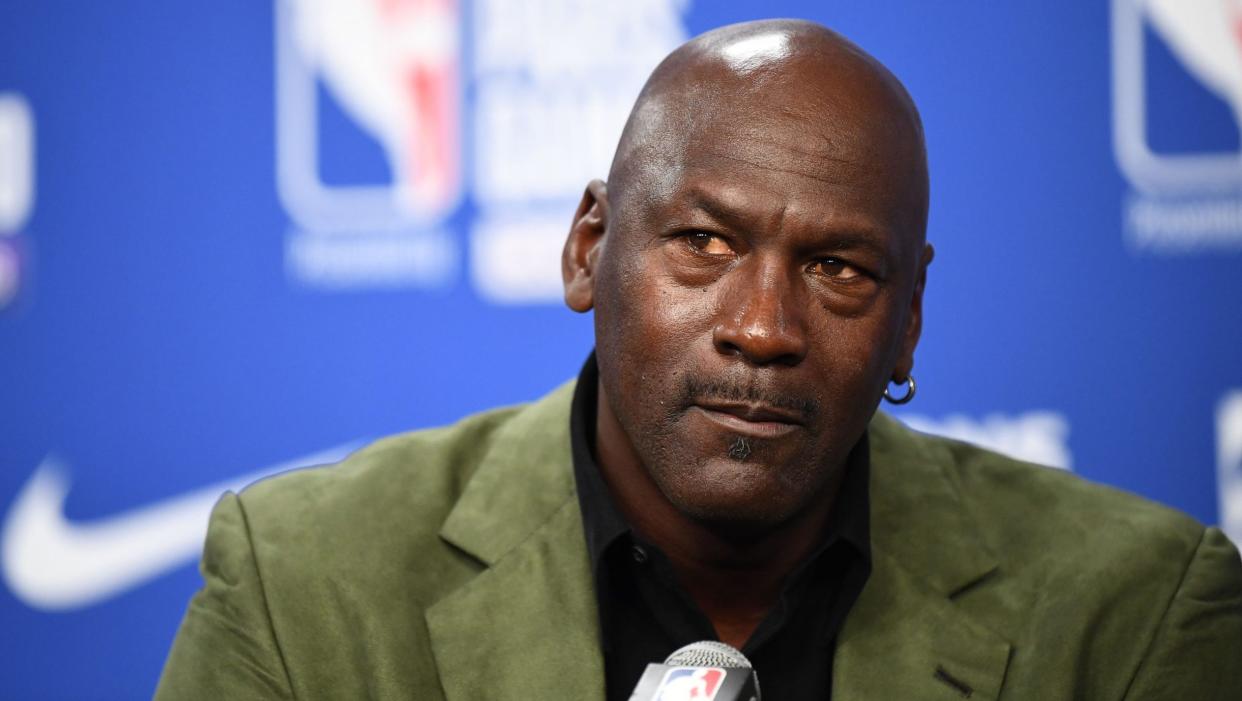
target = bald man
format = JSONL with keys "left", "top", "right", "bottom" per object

{"left": 158, "top": 20, "right": 1242, "bottom": 701}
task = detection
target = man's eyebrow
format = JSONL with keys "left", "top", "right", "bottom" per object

{"left": 682, "top": 189, "right": 752, "bottom": 228}
{"left": 681, "top": 189, "right": 899, "bottom": 259}
{"left": 811, "top": 231, "right": 894, "bottom": 258}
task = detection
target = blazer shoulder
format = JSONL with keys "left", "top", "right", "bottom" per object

{"left": 226, "top": 398, "right": 538, "bottom": 586}
{"left": 166, "top": 395, "right": 574, "bottom": 700}
{"left": 873, "top": 411, "right": 1214, "bottom": 582}
{"left": 247, "top": 401, "right": 521, "bottom": 514}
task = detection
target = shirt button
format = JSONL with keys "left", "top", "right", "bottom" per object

{"left": 631, "top": 545, "right": 649, "bottom": 564}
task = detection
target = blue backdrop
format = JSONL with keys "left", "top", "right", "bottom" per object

{"left": 2, "top": 1, "right": 1240, "bottom": 698}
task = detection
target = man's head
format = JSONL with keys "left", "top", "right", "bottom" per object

{"left": 563, "top": 19, "right": 933, "bottom": 533}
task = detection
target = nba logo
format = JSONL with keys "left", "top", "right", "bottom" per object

{"left": 653, "top": 667, "right": 727, "bottom": 701}
{"left": 1112, "top": 0, "right": 1242, "bottom": 194}
{"left": 275, "top": 0, "right": 462, "bottom": 233}
{"left": 1218, "top": 391, "right": 1242, "bottom": 545}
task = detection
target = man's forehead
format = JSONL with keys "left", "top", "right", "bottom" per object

{"left": 609, "top": 21, "right": 929, "bottom": 248}
{"left": 686, "top": 110, "right": 884, "bottom": 185}
{"left": 650, "top": 56, "right": 915, "bottom": 157}
{"left": 619, "top": 80, "right": 892, "bottom": 184}
{"left": 616, "top": 84, "right": 916, "bottom": 226}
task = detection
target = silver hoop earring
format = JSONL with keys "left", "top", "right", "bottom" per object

{"left": 883, "top": 376, "right": 916, "bottom": 405}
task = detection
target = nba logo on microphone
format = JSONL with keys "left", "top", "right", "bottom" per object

{"left": 653, "top": 667, "right": 727, "bottom": 700}
{"left": 275, "top": 0, "right": 461, "bottom": 287}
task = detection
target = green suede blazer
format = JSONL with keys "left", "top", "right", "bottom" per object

{"left": 156, "top": 382, "right": 1242, "bottom": 700}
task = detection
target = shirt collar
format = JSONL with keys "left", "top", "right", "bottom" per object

{"left": 570, "top": 352, "right": 632, "bottom": 577}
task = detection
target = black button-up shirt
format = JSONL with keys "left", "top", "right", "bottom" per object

{"left": 569, "top": 355, "right": 872, "bottom": 700}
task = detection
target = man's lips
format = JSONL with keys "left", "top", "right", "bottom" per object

{"left": 690, "top": 400, "right": 804, "bottom": 439}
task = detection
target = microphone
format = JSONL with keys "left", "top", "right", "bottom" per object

{"left": 627, "top": 640, "right": 761, "bottom": 700}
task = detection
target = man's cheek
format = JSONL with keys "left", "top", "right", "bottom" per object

{"left": 655, "top": 281, "right": 721, "bottom": 337}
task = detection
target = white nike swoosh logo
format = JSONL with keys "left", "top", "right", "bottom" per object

{"left": 1, "top": 445, "right": 357, "bottom": 612}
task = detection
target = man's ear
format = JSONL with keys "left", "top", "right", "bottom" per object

{"left": 893, "top": 243, "right": 934, "bottom": 381}
{"left": 562, "top": 179, "right": 609, "bottom": 313}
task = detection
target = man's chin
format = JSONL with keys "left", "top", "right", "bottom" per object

{"left": 654, "top": 457, "right": 810, "bottom": 537}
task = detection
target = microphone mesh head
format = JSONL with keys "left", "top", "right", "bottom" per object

{"left": 664, "top": 640, "right": 753, "bottom": 669}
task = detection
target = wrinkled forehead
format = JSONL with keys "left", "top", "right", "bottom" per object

{"left": 611, "top": 54, "right": 927, "bottom": 243}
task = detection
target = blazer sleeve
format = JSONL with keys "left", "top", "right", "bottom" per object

{"left": 1123, "top": 526, "right": 1242, "bottom": 700}
{"left": 154, "top": 492, "right": 295, "bottom": 700}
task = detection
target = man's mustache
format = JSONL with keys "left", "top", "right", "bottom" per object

{"left": 679, "top": 374, "right": 820, "bottom": 421}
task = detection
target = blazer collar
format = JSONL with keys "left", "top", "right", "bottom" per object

{"left": 436, "top": 380, "right": 580, "bottom": 566}
{"left": 866, "top": 411, "right": 1000, "bottom": 598}
{"left": 834, "top": 412, "right": 1011, "bottom": 700}
{"left": 428, "top": 381, "right": 606, "bottom": 699}
{"left": 429, "top": 383, "right": 1010, "bottom": 700}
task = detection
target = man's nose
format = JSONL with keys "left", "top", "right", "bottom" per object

{"left": 711, "top": 260, "right": 809, "bottom": 367}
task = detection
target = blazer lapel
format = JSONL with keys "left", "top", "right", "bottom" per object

{"left": 426, "top": 382, "right": 606, "bottom": 700}
{"left": 834, "top": 550, "right": 1012, "bottom": 700}
{"left": 833, "top": 413, "right": 1012, "bottom": 700}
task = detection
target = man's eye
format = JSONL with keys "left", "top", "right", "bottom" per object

{"left": 684, "top": 231, "right": 732, "bottom": 255}
{"left": 812, "top": 258, "right": 864, "bottom": 280}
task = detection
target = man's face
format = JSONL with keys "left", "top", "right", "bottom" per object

{"left": 575, "top": 60, "right": 929, "bottom": 531}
